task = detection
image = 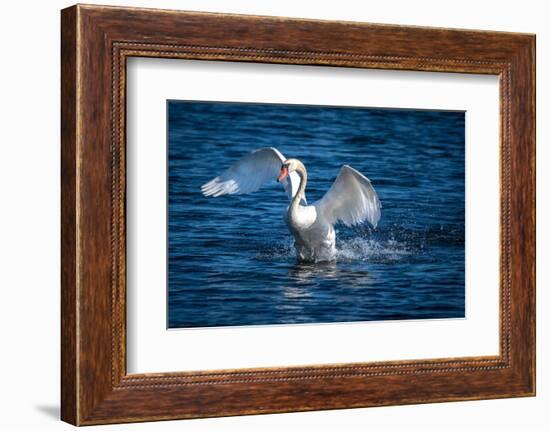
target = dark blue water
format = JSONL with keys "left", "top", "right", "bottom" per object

{"left": 168, "top": 101, "right": 465, "bottom": 328}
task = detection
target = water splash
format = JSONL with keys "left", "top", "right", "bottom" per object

{"left": 336, "top": 237, "right": 412, "bottom": 263}
{"left": 255, "top": 235, "right": 413, "bottom": 264}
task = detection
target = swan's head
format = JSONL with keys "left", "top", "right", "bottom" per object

{"left": 277, "top": 158, "right": 302, "bottom": 182}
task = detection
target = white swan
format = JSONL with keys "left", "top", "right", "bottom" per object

{"left": 201, "top": 147, "right": 381, "bottom": 261}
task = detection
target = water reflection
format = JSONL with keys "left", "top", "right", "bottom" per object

{"left": 283, "top": 260, "right": 375, "bottom": 293}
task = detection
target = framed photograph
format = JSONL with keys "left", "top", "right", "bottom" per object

{"left": 61, "top": 4, "right": 535, "bottom": 425}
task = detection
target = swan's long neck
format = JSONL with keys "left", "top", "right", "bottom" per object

{"left": 290, "top": 162, "right": 307, "bottom": 214}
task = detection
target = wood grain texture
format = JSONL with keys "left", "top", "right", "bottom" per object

{"left": 60, "top": 5, "right": 78, "bottom": 425}
{"left": 60, "top": 4, "right": 535, "bottom": 425}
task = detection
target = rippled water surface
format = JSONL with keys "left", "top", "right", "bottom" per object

{"left": 168, "top": 101, "right": 465, "bottom": 328}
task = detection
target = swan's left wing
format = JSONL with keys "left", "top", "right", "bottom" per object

{"left": 314, "top": 165, "right": 381, "bottom": 228}
{"left": 201, "top": 147, "right": 306, "bottom": 204}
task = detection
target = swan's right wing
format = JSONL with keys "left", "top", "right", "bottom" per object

{"left": 315, "top": 165, "right": 381, "bottom": 228}
{"left": 201, "top": 147, "right": 306, "bottom": 204}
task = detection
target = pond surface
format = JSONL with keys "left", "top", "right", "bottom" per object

{"left": 167, "top": 101, "right": 465, "bottom": 328}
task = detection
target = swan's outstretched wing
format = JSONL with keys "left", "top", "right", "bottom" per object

{"left": 201, "top": 147, "right": 306, "bottom": 204}
{"left": 315, "top": 165, "right": 381, "bottom": 228}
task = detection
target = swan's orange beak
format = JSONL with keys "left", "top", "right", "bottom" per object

{"left": 277, "top": 166, "right": 289, "bottom": 182}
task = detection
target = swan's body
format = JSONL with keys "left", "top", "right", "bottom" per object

{"left": 285, "top": 204, "right": 336, "bottom": 261}
{"left": 201, "top": 147, "right": 381, "bottom": 262}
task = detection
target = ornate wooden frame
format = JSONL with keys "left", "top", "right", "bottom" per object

{"left": 61, "top": 4, "right": 535, "bottom": 425}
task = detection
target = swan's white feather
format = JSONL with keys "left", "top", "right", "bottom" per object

{"left": 314, "top": 165, "right": 381, "bottom": 228}
{"left": 201, "top": 147, "right": 306, "bottom": 204}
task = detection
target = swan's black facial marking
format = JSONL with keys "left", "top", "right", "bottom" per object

{"left": 277, "top": 165, "right": 289, "bottom": 182}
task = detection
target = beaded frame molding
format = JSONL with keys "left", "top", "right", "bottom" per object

{"left": 61, "top": 4, "right": 535, "bottom": 425}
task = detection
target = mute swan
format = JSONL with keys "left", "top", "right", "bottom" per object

{"left": 201, "top": 147, "right": 381, "bottom": 262}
